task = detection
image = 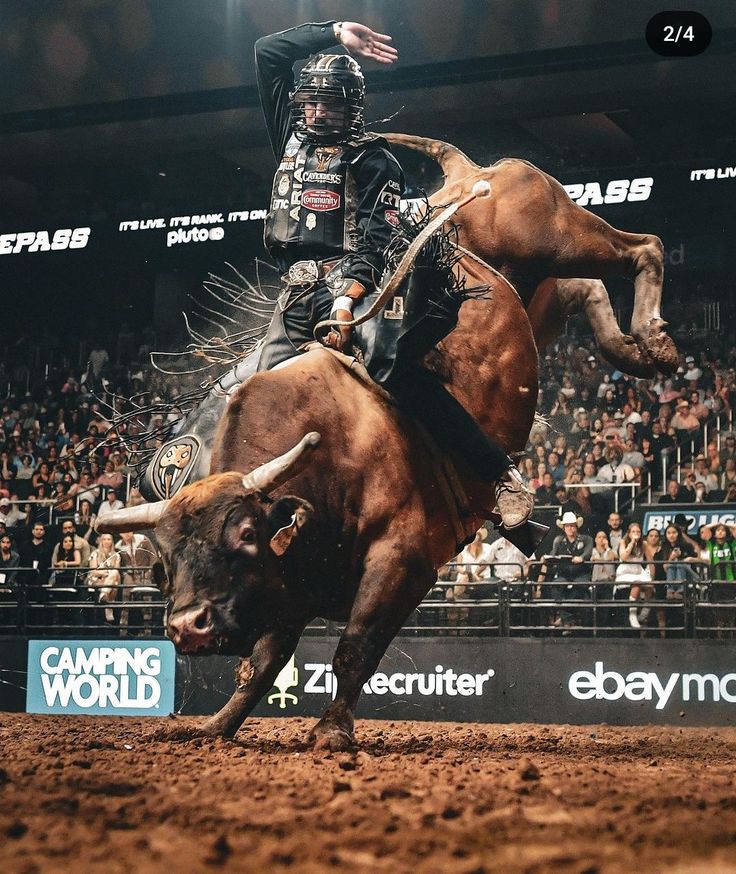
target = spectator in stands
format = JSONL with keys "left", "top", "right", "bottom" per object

{"left": 97, "top": 459, "right": 124, "bottom": 491}
{"left": 549, "top": 393, "right": 574, "bottom": 433}
{"left": 591, "top": 530, "right": 617, "bottom": 581}
{"left": 68, "top": 469, "right": 100, "bottom": 505}
{"left": 671, "top": 513, "right": 702, "bottom": 554}
{"left": 658, "top": 378, "right": 681, "bottom": 404}
{"left": 455, "top": 528, "right": 494, "bottom": 588}
{"left": 582, "top": 461, "right": 602, "bottom": 489}
{"left": 484, "top": 535, "right": 526, "bottom": 586}
{"left": 556, "top": 484, "right": 587, "bottom": 523}
{"left": 519, "top": 457, "right": 535, "bottom": 488}
{"left": 0, "top": 533, "right": 20, "bottom": 590}
{"left": 689, "top": 390, "right": 709, "bottom": 422}
{"left": 639, "top": 436, "right": 660, "bottom": 489}
{"left": 693, "top": 481, "right": 710, "bottom": 503}
{"left": 53, "top": 519, "right": 91, "bottom": 567}
{"left": 20, "top": 522, "right": 53, "bottom": 585}
{"left": 88, "top": 532, "right": 121, "bottom": 624}
{"left": 116, "top": 530, "right": 157, "bottom": 585}
{"left": 660, "top": 523, "right": 699, "bottom": 601}
{"left": 96, "top": 488, "right": 124, "bottom": 522}
{"left": 590, "top": 530, "right": 617, "bottom": 629}
{"left": 659, "top": 478, "right": 685, "bottom": 504}
{"left": 616, "top": 521, "right": 654, "bottom": 630}
{"left": 606, "top": 512, "right": 625, "bottom": 552}
{"left": 75, "top": 499, "right": 97, "bottom": 545}
{"left": 88, "top": 344, "right": 110, "bottom": 384}
{"left": 0, "top": 496, "right": 25, "bottom": 528}
{"left": 547, "top": 451, "right": 566, "bottom": 484}
{"left": 51, "top": 533, "right": 82, "bottom": 588}
{"left": 645, "top": 528, "right": 668, "bottom": 638}
{"left": 534, "top": 472, "right": 558, "bottom": 506}
{"left": 693, "top": 455, "right": 719, "bottom": 493}
{"left": 671, "top": 399, "right": 701, "bottom": 444}
{"left": 569, "top": 408, "right": 590, "bottom": 449}
{"left": 706, "top": 440, "right": 723, "bottom": 476}
{"left": 699, "top": 523, "right": 736, "bottom": 636}
{"left": 621, "top": 438, "right": 646, "bottom": 473}
{"left": 649, "top": 418, "right": 675, "bottom": 461}
{"left": 719, "top": 434, "right": 736, "bottom": 467}
{"left": 684, "top": 354, "right": 703, "bottom": 383}
{"left": 598, "top": 444, "right": 636, "bottom": 491}
{"left": 537, "top": 511, "right": 593, "bottom": 630}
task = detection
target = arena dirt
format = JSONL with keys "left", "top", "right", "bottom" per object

{"left": 1, "top": 714, "right": 735, "bottom": 873}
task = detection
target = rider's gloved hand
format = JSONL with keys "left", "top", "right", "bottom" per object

{"left": 323, "top": 311, "right": 353, "bottom": 352}
{"left": 321, "top": 280, "right": 365, "bottom": 352}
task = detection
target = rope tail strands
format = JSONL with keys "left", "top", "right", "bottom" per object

{"left": 313, "top": 180, "right": 492, "bottom": 338}
{"left": 82, "top": 263, "right": 277, "bottom": 475}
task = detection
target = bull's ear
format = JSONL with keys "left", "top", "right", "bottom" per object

{"left": 267, "top": 496, "right": 314, "bottom": 556}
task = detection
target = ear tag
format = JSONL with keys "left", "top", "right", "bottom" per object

{"left": 269, "top": 514, "right": 298, "bottom": 556}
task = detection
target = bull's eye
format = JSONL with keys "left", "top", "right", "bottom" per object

{"left": 240, "top": 529, "right": 257, "bottom": 545}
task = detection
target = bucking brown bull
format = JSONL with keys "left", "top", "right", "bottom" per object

{"left": 384, "top": 133, "right": 678, "bottom": 377}
{"left": 97, "top": 253, "right": 537, "bottom": 750}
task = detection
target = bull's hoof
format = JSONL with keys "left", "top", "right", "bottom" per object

{"left": 603, "top": 335, "right": 656, "bottom": 378}
{"left": 308, "top": 721, "right": 356, "bottom": 753}
{"left": 636, "top": 325, "right": 679, "bottom": 374}
{"left": 152, "top": 720, "right": 231, "bottom": 743}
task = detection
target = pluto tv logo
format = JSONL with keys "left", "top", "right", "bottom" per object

{"left": 26, "top": 640, "right": 175, "bottom": 716}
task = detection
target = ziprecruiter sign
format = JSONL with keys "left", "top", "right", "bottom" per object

{"left": 26, "top": 640, "right": 176, "bottom": 716}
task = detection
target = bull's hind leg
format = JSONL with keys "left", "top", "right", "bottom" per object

{"left": 309, "top": 546, "right": 434, "bottom": 752}
{"left": 541, "top": 202, "right": 676, "bottom": 371}
{"left": 551, "top": 279, "right": 654, "bottom": 377}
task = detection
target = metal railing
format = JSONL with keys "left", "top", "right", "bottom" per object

{"left": 0, "top": 566, "right": 165, "bottom": 638}
{"left": 2, "top": 561, "right": 734, "bottom": 640}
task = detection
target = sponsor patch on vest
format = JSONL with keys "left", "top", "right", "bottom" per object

{"left": 302, "top": 189, "right": 340, "bottom": 211}
{"left": 385, "top": 209, "right": 399, "bottom": 226}
{"left": 277, "top": 174, "right": 290, "bottom": 196}
{"left": 303, "top": 171, "right": 342, "bottom": 184}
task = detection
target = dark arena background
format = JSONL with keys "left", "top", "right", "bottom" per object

{"left": 2, "top": 2, "right": 736, "bottom": 872}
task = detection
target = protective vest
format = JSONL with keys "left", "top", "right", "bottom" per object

{"left": 264, "top": 134, "right": 359, "bottom": 260}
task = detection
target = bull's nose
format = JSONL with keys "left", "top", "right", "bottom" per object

{"left": 167, "top": 605, "right": 214, "bottom": 652}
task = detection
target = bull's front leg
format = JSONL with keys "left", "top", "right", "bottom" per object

{"left": 201, "top": 625, "right": 305, "bottom": 737}
{"left": 309, "top": 550, "right": 434, "bottom": 752}
{"left": 160, "top": 626, "right": 303, "bottom": 741}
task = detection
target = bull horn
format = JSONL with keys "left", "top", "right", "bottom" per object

{"left": 95, "top": 501, "right": 170, "bottom": 534}
{"left": 242, "top": 432, "right": 321, "bottom": 495}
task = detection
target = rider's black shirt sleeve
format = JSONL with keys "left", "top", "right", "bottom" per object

{"left": 342, "top": 145, "right": 405, "bottom": 290}
{"left": 254, "top": 21, "right": 338, "bottom": 162}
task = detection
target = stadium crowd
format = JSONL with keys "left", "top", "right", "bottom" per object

{"left": 1, "top": 309, "right": 735, "bottom": 637}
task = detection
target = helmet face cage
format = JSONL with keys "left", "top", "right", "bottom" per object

{"left": 291, "top": 54, "right": 365, "bottom": 143}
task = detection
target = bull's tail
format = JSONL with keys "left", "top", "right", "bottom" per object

{"left": 383, "top": 133, "right": 479, "bottom": 181}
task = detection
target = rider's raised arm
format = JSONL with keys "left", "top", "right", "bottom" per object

{"left": 254, "top": 22, "right": 339, "bottom": 161}
{"left": 338, "top": 146, "right": 405, "bottom": 298}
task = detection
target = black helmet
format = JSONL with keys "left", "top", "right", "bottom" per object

{"left": 290, "top": 53, "right": 365, "bottom": 143}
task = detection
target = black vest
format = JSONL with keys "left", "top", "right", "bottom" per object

{"left": 264, "top": 134, "right": 360, "bottom": 263}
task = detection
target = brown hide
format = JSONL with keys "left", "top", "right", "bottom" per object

{"left": 151, "top": 243, "right": 537, "bottom": 746}
{"left": 383, "top": 133, "right": 677, "bottom": 376}
{"left": 209, "top": 258, "right": 537, "bottom": 583}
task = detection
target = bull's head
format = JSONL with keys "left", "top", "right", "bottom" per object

{"left": 96, "top": 432, "right": 320, "bottom": 655}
